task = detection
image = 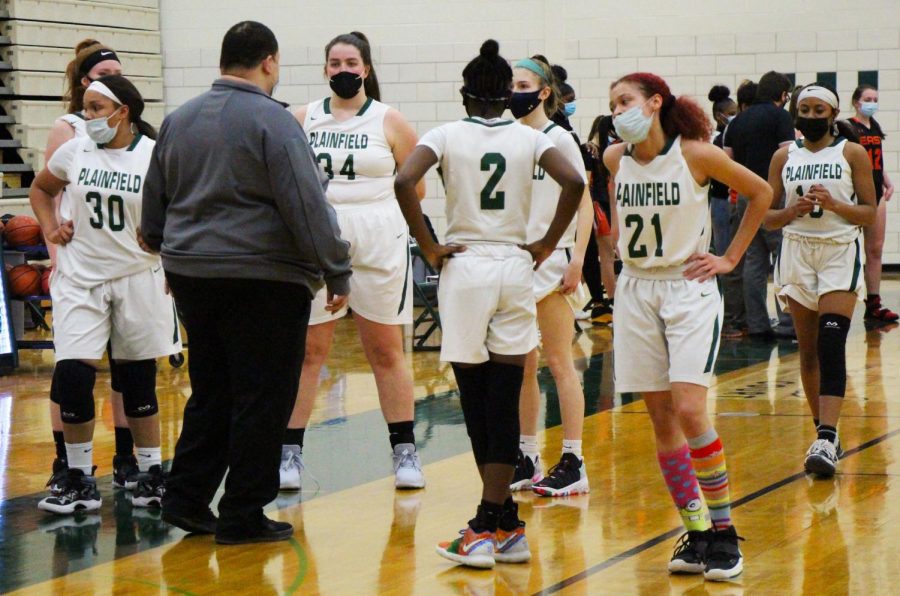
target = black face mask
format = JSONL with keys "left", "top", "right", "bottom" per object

{"left": 795, "top": 116, "right": 831, "bottom": 142}
{"left": 508, "top": 90, "right": 542, "bottom": 119}
{"left": 329, "top": 71, "right": 363, "bottom": 99}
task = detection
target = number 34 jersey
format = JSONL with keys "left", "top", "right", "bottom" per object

{"left": 47, "top": 134, "right": 159, "bottom": 287}
{"left": 614, "top": 135, "right": 711, "bottom": 271}
{"left": 303, "top": 97, "right": 396, "bottom": 206}
{"left": 419, "top": 117, "right": 554, "bottom": 245}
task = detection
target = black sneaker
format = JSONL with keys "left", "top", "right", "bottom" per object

{"left": 510, "top": 450, "right": 543, "bottom": 492}
{"left": 113, "top": 454, "right": 140, "bottom": 490}
{"left": 47, "top": 458, "right": 69, "bottom": 497}
{"left": 38, "top": 468, "right": 102, "bottom": 515}
{"left": 590, "top": 300, "right": 613, "bottom": 326}
{"left": 668, "top": 530, "right": 710, "bottom": 574}
{"left": 216, "top": 515, "right": 293, "bottom": 545}
{"left": 132, "top": 465, "right": 165, "bottom": 508}
{"left": 532, "top": 453, "right": 589, "bottom": 497}
{"left": 704, "top": 526, "right": 745, "bottom": 581}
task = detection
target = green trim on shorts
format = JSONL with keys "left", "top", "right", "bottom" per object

{"left": 397, "top": 241, "right": 411, "bottom": 315}
{"left": 171, "top": 301, "right": 179, "bottom": 344}
{"left": 849, "top": 237, "right": 861, "bottom": 292}
{"left": 703, "top": 315, "right": 720, "bottom": 374}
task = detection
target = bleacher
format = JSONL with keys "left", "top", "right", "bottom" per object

{"left": 0, "top": 0, "right": 162, "bottom": 203}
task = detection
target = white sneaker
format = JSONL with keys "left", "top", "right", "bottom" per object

{"left": 393, "top": 443, "right": 425, "bottom": 489}
{"left": 279, "top": 448, "right": 304, "bottom": 491}
{"left": 805, "top": 439, "right": 838, "bottom": 476}
{"left": 574, "top": 309, "right": 591, "bottom": 321}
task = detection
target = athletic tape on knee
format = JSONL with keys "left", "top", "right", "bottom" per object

{"left": 452, "top": 363, "right": 490, "bottom": 465}
{"left": 118, "top": 359, "right": 159, "bottom": 418}
{"left": 818, "top": 313, "right": 850, "bottom": 398}
{"left": 484, "top": 362, "right": 523, "bottom": 466}
{"left": 55, "top": 360, "right": 97, "bottom": 424}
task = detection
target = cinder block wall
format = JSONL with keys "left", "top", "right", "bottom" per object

{"left": 158, "top": 1, "right": 900, "bottom": 262}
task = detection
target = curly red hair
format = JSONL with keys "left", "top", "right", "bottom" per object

{"left": 613, "top": 72, "right": 711, "bottom": 142}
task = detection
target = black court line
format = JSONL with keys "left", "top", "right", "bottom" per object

{"left": 533, "top": 426, "right": 900, "bottom": 595}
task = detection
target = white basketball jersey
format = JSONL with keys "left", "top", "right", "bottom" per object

{"left": 47, "top": 134, "right": 159, "bottom": 287}
{"left": 526, "top": 122, "right": 587, "bottom": 246}
{"left": 303, "top": 97, "right": 395, "bottom": 206}
{"left": 56, "top": 112, "right": 87, "bottom": 220}
{"left": 614, "top": 136, "right": 711, "bottom": 271}
{"left": 782, "top": 138, "right": 859, "bottom": 241}
{"left": 418, "top": 117, "right": 554, "bottom": 245}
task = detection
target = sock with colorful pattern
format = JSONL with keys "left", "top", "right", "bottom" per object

{"left": 657, "top": 444, "right": 710, "bottom": 532}
{"left": 688, "top": 428, "right": 732, "bottom": 531}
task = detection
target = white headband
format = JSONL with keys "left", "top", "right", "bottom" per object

{"left": 797, "top": 86, "right": 838, "bottom": 109}
{"left": 85, "top": 80, "right": 123, "bottom": 105}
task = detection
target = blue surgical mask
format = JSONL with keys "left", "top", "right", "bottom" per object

{"left": 860, "top": 102, "right": 879, "bottom": 118}
{"left": 86, "top": 108, "right": 122, "bottom": 145}
{"left": 614, "top": 103, "right": 653, "bottom": 144}
{"left": 563, "top": 101, "right": 576, "bottom": 117}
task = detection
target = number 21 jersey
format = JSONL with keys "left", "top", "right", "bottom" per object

{"left": 47, "top": 134, "right": 158, "bottom": 287}
{"left": 614, "top": 136, "right": 711, "bottom": 271}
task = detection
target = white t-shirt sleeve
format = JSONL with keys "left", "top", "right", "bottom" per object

{"left": 558, "top": 132, "right": 588, "bottom": 183}
{"left": 418, "top": 124, "right": 448, "bottom": 161}
{"left": 47, "top": 138, "right": 78, "bottom": 183}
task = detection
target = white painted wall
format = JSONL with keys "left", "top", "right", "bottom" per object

{"left": 158, "top": 0, "right": 900, "bottom": 262}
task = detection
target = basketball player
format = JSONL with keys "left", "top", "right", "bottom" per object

{"left": 845, "top": 85, "right": 897, "bottom": 324}
{"left": 29, "top": 76, "right": 181, "bottom": 514}
{"left": 604, "top": 73, "right": 772, "bottom": 580}
{"left": 508, "top": 55, "right": 593, "bottom": 497}
{"left": 283, "top": 31, "right": 425, "bottom": 490}
{"left": 394, "top": 40, "right": 584, "bottom": 568}
{"left": 44, "top": 41, "right": 141, "bottom": 498}
{"left": 765, "top": 84, "right": 876, "bottom": 476}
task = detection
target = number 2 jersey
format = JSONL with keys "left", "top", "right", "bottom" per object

{"left": 418, "top": 117, "right": 554, "bottom": 245}
{"left": 47, "top": 134, "right": 159, "bottom": 287}
{"left": 303, "top": 97, "right": 396, "bottom": 206}
{"left": 781, "top": 137, "right": 859, "bottom": 242}
{"left": 614, "top": 135, "right": 711, "bottom": 274}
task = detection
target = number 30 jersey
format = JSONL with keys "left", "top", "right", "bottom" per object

{"left": 418, "top": 117, "right": 554, "bottom": 245}
{"left": 47, "top": 134, "right": 159, "bottom": 287}
{"left": 614, "top": 136, "right": 711, "bottom": 272}
{"left": 303, "top": 97, "right": 396, "bottom": 206}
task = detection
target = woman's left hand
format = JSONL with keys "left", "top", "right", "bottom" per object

{"left": 559, "top": 258, "right": 583, "bottom": 294}
{"left": 884, "top": 182, "right": 894, "bottom": 202}
{"left": 807, "top": 184, "right": 838, "bottom": 212}
{"left": 683, "top": 252, "right": 734, "bottom": 282}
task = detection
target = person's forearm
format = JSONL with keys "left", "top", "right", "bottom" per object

{"left": 571, "top": 190, "right": 593, "bottom": 262}
{"left": 396, "top": 178, "right": 438, "bottom": 252}
{"left": 30, "top": 188, "right": 59, "bottom": 234}
{"left": 724, "top": 189, "right": 769, "bottom": 265}
{"left": 834, "top": 202, "right": 876, "bottom": 226}
{"left": 763, "top": 207, "right": 797, "bottom": 231}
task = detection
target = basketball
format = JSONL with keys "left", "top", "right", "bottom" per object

{"left": 8, "top": 263, "right": 41, "bottom": 297}
{"left": 4, "top": 216, "right": 43, "bottom": 247}
{"left": 40, "top": 267, "right": 52, "bottom": 295}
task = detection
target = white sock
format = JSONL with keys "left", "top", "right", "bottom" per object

{"left": 65, "top": 441, "right": 94, "bottom": 474}
{"left": 562, "top": 439, "right": 583, "bottom": 459}
{"left": 519, "top": 435, "right": 539, "bottom": 459}
{"left": 136, "top": 446, "right": 162, "bottom": 472}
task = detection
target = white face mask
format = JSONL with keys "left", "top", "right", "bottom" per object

{"left": 614, "top": 103, "right": 653, "bottom": 144}
{"left": 86, "top": 108, "right": 121, "bottom": 145}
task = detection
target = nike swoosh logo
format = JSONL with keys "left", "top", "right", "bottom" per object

{"left": 460, "top": 538, "right": 490, "bottom": 554}
{"left": 310, "top": 116, "right": 318, "bottom": 120}
{"left": 152, "top": 265, "right": 162, "bottom": 273}
{"left": 700, "top": 292, "right": 712, "bottom": 297}
{"left": 139, "top": 453, "right": 152, "bottom": 457}
{"left": 396, "top": 233, "right": 403, "bottom": 239}
{"left": 101, "top": 51, "right": 114, "bottom": 56}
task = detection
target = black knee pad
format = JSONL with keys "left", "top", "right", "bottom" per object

{"left": 55, "top": 360, "right": 97, "bottom": 424}
{"left": 117, "top": 359, "right": 159, "bottom": 418}
{"left": 452, "top": 363, "right": 490, "bottom": 466}
{"left": 483, "top": 362, "right": 523, "bottom": 466}
{"left": 109, "top": 359, "right": 124, "bottom": 393}
{"left": 818, "top": 313, "right": 850, "bottom": 397}
{"left": 49, "top": 372, "right": 61, "bottom": 405}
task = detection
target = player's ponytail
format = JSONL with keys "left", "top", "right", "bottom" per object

{"left": 325, "top": 32, "right": 381, "bottom": 102}
{"left": 95, "top": 74, "right": 157, "bottom": 140}
{"left": 613, "top": 72, "right": 711, "bottom": 142}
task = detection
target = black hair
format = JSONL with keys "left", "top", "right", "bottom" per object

{"left": 756, "top": 70, "right": 792, "bottom": 103}
{"left": 736, "top": 80, "right": 757, "bottom": 110}
{"left": 219, "top": 21, "right": 278, "bottom": 71}
{"left": 787, "top": 83, "right": 805, "bottom": 119}
{"left": 461, "top": 39, "right": 511, "bottom": 114}
{"left": 95, "top": 74, "right": 156, "bottom": 139}
{"left": 325, "top": 31, "right": 380, "bottom": 101}
{"left": 708, "top": 85, "right": 735, "bottom": 117}
{"left": 552, "top": 64, "right": 574, "bottom": 98}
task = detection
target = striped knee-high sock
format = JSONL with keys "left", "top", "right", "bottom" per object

{"left": 657, "top": 444, "right": 710, "bottom": 532}
{"left": 688, "top": 428, "right": 732, "bottom": 530}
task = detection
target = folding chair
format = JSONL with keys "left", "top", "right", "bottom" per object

{"left": 410, "top": 244, "right": 441, "bottom": 351}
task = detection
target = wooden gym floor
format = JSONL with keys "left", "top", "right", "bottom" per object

{"left": 2, "top": 278, "right": 900, "bottom": 594}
